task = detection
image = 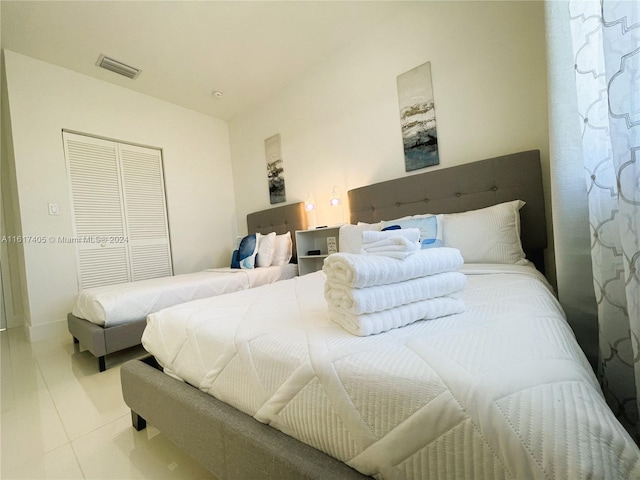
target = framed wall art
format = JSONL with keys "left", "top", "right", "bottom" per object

{"left": 397, "top": 61, "right": 439, "bottom": 172}
{"left": 265, "top": 134, "right": 286, "bottom": 204}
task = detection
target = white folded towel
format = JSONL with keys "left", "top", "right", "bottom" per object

{"left": 323, "top": 248, "right": 464, "bottom": 289}
{"left": 328, "top": 296, "right": 465, "bottom": 336}
{"left": 325, "top": 271, "right": 466, "bottom": 315}
{"left": 361, "top": 229, "right": 420, "bottom": 259}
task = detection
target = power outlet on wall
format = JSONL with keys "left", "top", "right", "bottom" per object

{"left": 48, "top": 203, "right": 59, "bottom": 216}
{"left": 327, "top": 236, "right": 337, "bottom": 255}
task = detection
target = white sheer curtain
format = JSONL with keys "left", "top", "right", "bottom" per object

{"left": 569, "top": 0, "right": 640, "bottom": 440}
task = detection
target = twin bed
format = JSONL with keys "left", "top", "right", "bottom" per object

{"left": 120, "top": 151, "right": 640, "bottom": 479}
{"left": 68, "top": 201, "right": 307, "bottom": 371}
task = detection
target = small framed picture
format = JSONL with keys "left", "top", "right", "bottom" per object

{"left": 327, "top": 236, "right": 337, "bottom": 255}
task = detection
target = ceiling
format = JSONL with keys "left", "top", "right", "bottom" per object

{"left": 1, "top": 1, "right": 407, "bottom": 121}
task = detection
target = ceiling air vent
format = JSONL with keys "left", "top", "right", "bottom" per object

{"left": 96, "top": 54, "right": 141, "bottom": 79}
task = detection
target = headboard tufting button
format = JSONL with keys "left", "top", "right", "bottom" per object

{"left": 424, "top": 198, "right": 429, "bottom": 203}
{"left": 492, "top": 186, "right": 498, "bottom": 191}
{"left": 456, "top": 193, "right": 461, "bottom": 197}
{"left": 396, "top": 202, "right": 401, "bottom": 207}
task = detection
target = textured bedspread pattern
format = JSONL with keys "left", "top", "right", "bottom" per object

{"left": 323, "top": 249, "right": 466, "bottom": 336}
{"left": 142, "top": 267, "right": 640, "bottom": 479}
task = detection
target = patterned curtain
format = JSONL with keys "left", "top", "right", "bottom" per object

{"left": 569, "top": 0, "right": 640, "bottom": 441}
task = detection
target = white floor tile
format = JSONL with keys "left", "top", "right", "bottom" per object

{"left": 1, "top": 443, "right": 84, "bottom": 480}
{"left": 32, "top": 337, "right": 131, "bottom": 441}
{"left": 1, "top": 330, "right": 71, "bottom": 473}
{"left": 72, "top": 414, "right": 216, "bottom": 479}
{"left": 1, "top": 329, "right": 217, "bottom": 480}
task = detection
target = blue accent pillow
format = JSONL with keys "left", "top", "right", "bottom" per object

{"left": 230, "top": 249, "right": 240, "bottom": 269}
{"left": 381, "top": 215, "right": 443, "bottom": 249}
{"left": 230, "top": 234, "right": 259, "bottom": 269}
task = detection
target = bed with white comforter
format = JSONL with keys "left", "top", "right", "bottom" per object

{"left": 142, "top": 264, "right": 640, "bottom": 479}
{"left": 73, "top": 264, "right": 298, "bottom": 327}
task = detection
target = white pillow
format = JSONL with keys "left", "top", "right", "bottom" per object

{"left": 255, "top": 232, "right": 276, "bottom": 267}
{"left": 339, "top": 222, "right": 382, "bottom": 254}
{"left": 271, "top": 231, "right": 293, "bottom": 266}
{"left": 441, "top": 200, "right": 527, "bottom": 265}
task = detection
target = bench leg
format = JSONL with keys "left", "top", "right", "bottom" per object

{"left": 131, "top": 411, "right": 147, "bottom": 431}
{"left": 98, "top": 356, "right": 106, "bottom": 372}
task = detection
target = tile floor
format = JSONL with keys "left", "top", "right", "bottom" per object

{"left": 1, "top": 328, "right": 217, "bottom": 479}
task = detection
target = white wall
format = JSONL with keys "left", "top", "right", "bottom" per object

{"left": 3, "top": 50, "right": 235, "bottom": 340}
{"left": 229, "top": 1, "right": 551, "bottom": 268}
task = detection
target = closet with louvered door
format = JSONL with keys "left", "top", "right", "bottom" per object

{"left": 63, "top": 132, "right": 172, "bottom": 290}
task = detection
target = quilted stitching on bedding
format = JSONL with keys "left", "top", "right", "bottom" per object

{"left": 142, "top": 267, "right": 640, "bottom": 479}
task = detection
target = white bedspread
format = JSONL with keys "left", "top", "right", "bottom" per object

{"left": 72, "top": 264, "right": 297, "bottom": 327}
{"left": 142, "top": 265, "right": 640, "bottom": 479}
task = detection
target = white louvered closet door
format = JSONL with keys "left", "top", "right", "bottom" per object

{"left": 64, "top": 132, "right": 172, "bottom": 290}
{"left": 118, "top": 143, "right": 172, "bottom": 281}
{"left": 65, "top": 133, "right": 131, "bottom": 289}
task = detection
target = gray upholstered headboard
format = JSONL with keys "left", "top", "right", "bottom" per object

{"left": 348, "top": 150, "right": 547, "bottom": 272}
{"left": 247, "top": 201, "right": 308, "bottom": 263}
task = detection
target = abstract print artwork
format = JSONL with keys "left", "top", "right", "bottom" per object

{"left": 397, "top": 61, "right": 439, "bottom": 172}
{"left": 265, "top": 134, "right": 286, "bottom": 204}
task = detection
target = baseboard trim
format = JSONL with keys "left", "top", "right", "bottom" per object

{"left": 27, "top": 318, "right": 68, "bottom": 342}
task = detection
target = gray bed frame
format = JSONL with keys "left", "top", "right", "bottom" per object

{"left": 68, "top": 201, "right": 308, "bottom": 371}
{"left": 121, "top": 150, "right": 547, "bottom": 479}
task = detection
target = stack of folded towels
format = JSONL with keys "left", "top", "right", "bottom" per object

{"left": 323, "top": 228, "right": 466, "bottom": 336}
